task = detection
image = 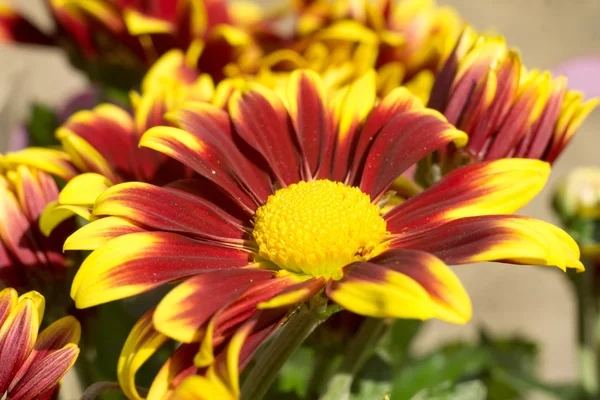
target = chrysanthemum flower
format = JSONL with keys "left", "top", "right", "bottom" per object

{"left": 0, "top": 150, "right": 76, "bottom": 290}
{"left": 425, "top": 29, "right": 598, "bottom": 177}
{"left": 0, "top": 0, "right": 250, "bottom": 87}
{"left": 0, "top": 288, "right": 81, "bottom": 400}
{"left": 39, "top": 49, "right": 218, "bottom": 235}
{"left": 65, "top": 70, "right": 581, "bottom": 397}
{"left": 240, "top": 0, "right": 462, "bottom": 100}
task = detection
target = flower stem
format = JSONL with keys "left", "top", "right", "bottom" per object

{"left": 240, "top": 300, "right": 330, "bottom": 400}
{"left": 571, "top": 265, "right": 600, "bottom": 397}
{"left": 319, "top": 318, "right": 388, "bottom": 400}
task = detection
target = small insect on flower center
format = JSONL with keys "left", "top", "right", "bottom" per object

{"left": 253, "top": 180, "right": 387, "bottom": 280}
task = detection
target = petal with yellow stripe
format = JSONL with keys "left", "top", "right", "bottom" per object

{"left": 71, "top": 232, "right": 253, "bottom": 308}
{"left": 385, "top": 158, "right": 550, "bottom": 235}
{"left": 154, "top": 269, "right": 275, "bottom": 343}
{"left": 391, "top": 215, "right": 583, "bottom": 272}
{"left": 118, "top": 309, "right": 168, "bottom": 400}
{"left": 93, "top": 182, "right": 248, "bottom": 242}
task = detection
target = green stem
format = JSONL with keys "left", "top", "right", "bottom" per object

{"left": 571, "top": 264, "right": 600, "bottom": 397}
{"left": 319, "top": 318, "right": 388, "bottom": 400}
{"left": 240, "top": 300, "right": 329, "bottom": 400}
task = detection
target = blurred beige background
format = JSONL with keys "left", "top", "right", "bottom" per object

{"left": 0, "top": 0, "right": 599, "bottom": 392}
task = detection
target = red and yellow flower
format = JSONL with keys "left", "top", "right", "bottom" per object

{"left": 0, "top": 0, "right": 250, "bottom": 86}
{"left": 63, "top": 70, "right": 581, "bottom": 397}
{"left": 425, "top": 29, "right": 599, "bottom": 179}
{"left": 38, "top": 49, "right": 220, "bottom": 234}
{"left": 0, "top": 288, "right": 80, "bottom": 400}
{"left": 0, "top": 149, "right": 76, "bottom": 290}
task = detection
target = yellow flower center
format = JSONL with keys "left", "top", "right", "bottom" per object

{"left": 252, "top": 180, "right": 387, "bottom": 280}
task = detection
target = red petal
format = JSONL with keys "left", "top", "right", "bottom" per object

{"left": 229, "top": 84, "right": 302, "bottom": 187}
{"left": 349, "top": 87, "right": 424, "bottom": 183}
{"left": 94, "top": 182, "right": 248, "bottom": 243}
{"left": 0, "top": 298, "right": 38, "bottom": 394}
{"left": 286, "top": 70, "right": 332, "bottom": 179}
{"left": 166, "top": 102, "right": 273, "bottom": 205}
{"left": 154, "top": 269, "right": 276, "bottom": 343}
{"left": 359, "top": 109, "right": 466, "bottom": 201}
{"left": 71, "top": 232, "right": 253, "bottom": 308}
{"left": 7, "top": 344, "right": 79, "bottom": 399}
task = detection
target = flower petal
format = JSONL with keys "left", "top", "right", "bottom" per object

{"left": 326, "top": 261, "right": 436, "bottom": 320}
{"left": 385, "top": 159, "right": 550, "bottom": 235}
{"left": 391, "top": 215, "right": 583, "bottom": 271}
{"left": 93, "top": 182, "right": 248, "bottom": 242}
{"left": 286, "top": 70, "right": 333, "bottom": 178}
{"left": 359, "top": 108, "right": 467, "bottom": 201}
{"left": 57, "top": 104, "right": 136, "bottom": 181}
{"left": 0, "top": 287, "right": 17, "bottom": 327}
{"left": 349, "top": 87, "right": 424, "bottom": 183}
{"left": 0, "top": 148, "right": 77, "bottom": 181}
{"left": 154, "top": 269, "right": 275, "bottom": 343}
{"left": 0, "top": 297, "right": 39, "bottom": 394}
{"left": 118, "top": 309, "right": 168, "bottom": 400}
{"left": 8, "top": 317, "right": 80, "bottom": 400}
{"left": 146, "top": 343, "right": 198, "bottom": 400}
{"left": 165, "top": 101, "right": 273, "bottom": 204}
{"left": 140, "top": 126, "right": 259, "bottom": 213}
{"left": 330, "top": 70, "right": 377, "bottom": 181}
{"left": 257, "top": 277, "right": 325, "bottom": 309}
{"left": 71, "top": 232, "right": 252, "bottom": 308}
{"left": 229, "top": 83, "right": 302, "bottom": 186}
{"left": 59, "top": 173, "right": 112, "bottom": 206}
{"left": 63, "top": 216, "right": 144, "bottom": 251}
{"left": 369, "top": 250, "right": 471, "bottom": 324}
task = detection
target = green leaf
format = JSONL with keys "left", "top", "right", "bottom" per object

{"left": 378, "top": 319, "right": 423, "bottom": 366}
{"left": 273, "top": 347, "right": 315, "bottom": 398}
{"left": 350, "top": 355, "right": 392, "bottom": 400}
{"left": 413, "top": 380, "right": 487, "bottom": 400}
{"left": 391, "top": 344, "right": 489, "bottom": 400}
{"left": 26, "top": 103, "right": 60, "bottom": 147}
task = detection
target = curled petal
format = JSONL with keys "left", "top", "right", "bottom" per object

{"left": 118, "top": 309, "right": 168, "bottom": 400}
{"left": 385, "top": 158, "right": 550, "bottom": 235}
{"left": 257, "top": 277, "right": 325, "bottom": 309}
{"left": 71, "top": 232, "right": 252, "bottom": 308}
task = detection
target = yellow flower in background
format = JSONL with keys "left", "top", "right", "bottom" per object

{"left": 64, "top": 70, "right": 581, "bottom": 398}
{"left": 0, "top": 288, "right": 80, "bottom": 400}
